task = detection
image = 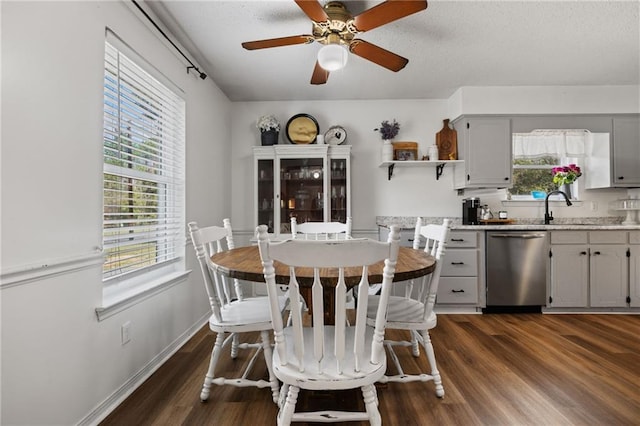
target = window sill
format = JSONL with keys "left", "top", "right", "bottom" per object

{"left": 96, "top": 269, "right": 191, "bottom": 321}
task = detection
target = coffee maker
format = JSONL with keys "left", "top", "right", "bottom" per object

{"left": 462, "top": 197, "right": 480, "bottom": 225}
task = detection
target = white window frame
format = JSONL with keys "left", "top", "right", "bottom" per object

{"left": 102, "top": 33, "right": 186, "bottom": 284}
{"left": 511, "top": 130, "right": 587, "bottom": 201}
{"left": 511, "top": 157, "right": 580, "bottom": 201}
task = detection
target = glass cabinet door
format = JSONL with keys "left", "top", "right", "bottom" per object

{"left": 279, "top": 158, "right": 324, "bottom": 234}
{"left": 257, "top": 159, "right": 275, "bottom": 233}
{"left": 329, "top": 158, "right": 348, "bottom": 222}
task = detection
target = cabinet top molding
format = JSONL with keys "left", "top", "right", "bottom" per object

{"left": 253, "top": 145, "right": 351, "bottom": 154}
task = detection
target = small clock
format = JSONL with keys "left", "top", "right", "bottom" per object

{"left": 324, "top": 125, "right": 347, "bottom": 145}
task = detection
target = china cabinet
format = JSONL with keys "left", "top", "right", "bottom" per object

{"left": 254, "top": 145, "right": 351, "bottom": 238}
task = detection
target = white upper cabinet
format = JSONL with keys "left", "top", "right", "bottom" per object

{"left": 452, "top": 117, "right": 512, "bottom": 189}
{"left": 612, "top": 116, "right": 640, "bottom": 186}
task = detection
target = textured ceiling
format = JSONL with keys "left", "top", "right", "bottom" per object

{"left": 145, "top": 0, "right": 640, "bottom": 102}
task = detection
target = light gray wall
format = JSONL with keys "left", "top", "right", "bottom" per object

{"left": 231, "top": 87, "right": 639, "bottom": 234}
{"left": 1, "top": 2, "right": 231, "bottom": 424}
{"left": 2, "top": 2, "right": 639, "bottom": 425}
{"left": 230, "top": 99, "right": 460, "bottom": 235}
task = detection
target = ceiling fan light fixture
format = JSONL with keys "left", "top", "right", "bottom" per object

{"left": 318, "top": 44, "right": 348, "bottom": 71}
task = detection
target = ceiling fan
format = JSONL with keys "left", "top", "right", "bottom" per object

{"left": 241, "top": 0, "right": 428, "bottom": 85}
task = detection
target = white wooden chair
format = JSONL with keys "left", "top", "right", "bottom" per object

{"left": 367, "top": 218, "right": 450, "bottom": 397}
{"left": 291, "top": 217, "right": 354, "bottom": 309}
{"left": 291, "top": 216, "right": 352, "bottom": 240}
{"left": 188, "top": 219, "right": 285, "bottom": 404}
{"left": 257, "top": 224, "right": 401, "bottom": 426}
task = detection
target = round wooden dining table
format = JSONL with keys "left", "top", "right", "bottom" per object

{"left": 210, "top": 245, "right": 436, "bottom": 324}
{"left": 209, "top": 245, "right": 435, "bottom": 286}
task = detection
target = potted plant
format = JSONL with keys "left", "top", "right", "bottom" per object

{"left": 374, "top": 119, "right": 400, "bottom": 162}
{"left": 256, "top": 115, "right": 280, "bottom": 146}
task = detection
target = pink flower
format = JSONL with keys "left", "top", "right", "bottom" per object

{"left": 552, "top": 163, "right": 582, "bottom": 185}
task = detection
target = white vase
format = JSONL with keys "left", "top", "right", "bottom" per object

{"left": 381, "top": 140, "right": 394, "bottom": 162}
{"left": 560, "top": 183, "right": 573, "bottom": 199}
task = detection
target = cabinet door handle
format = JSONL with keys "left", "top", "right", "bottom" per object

{"left": 618, "top": 176, "right": 624, "bottom": 180}
{"left": 580, "top": 251, "right": 588, "bottom": 255}
{"left": 451, "top": 289, "right": 465, "bottom": 293}
{"left": 593, "top": 251, "right": 601, "bottom": 255}
{"left": 450, "top": 262, "right": 465, "bottom": 265}
{"left": 504, "top": 177, "right": 509, "bottom": 181}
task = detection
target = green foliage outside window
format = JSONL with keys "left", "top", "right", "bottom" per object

{"left": 511, "top": 156, "right": 559, "bottom": 196}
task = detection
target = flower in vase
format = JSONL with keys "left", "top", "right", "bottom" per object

{"left": 552, "top": 164, "right": 582, "bottom": 185}
{"left": 256, "top": 115, "right": 280, "bottom": 132}
{"left": 374, "top": 119, "right": 400, "bottom": 140}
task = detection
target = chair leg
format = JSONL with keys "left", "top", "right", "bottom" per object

{"left": 421, "top": 329, "right": 444, "bottom": 398}
{"left": 410, "top": 330, "right": 420, "bottom": 357}
{"left": 201, "top": 331, "right": 225, "bottom": 402}
{"left": 362, "top": 384, "right": 382, "bottom": 426}
{"left": 260, "top": 330, "right": 280, "bottom": 404}
{"left": 277, "top": 385, "right": 299, "bottom": 426}
{"left": 231, "top": 332, "right": 239, "bottom": 359}
{"left": 278, "top": 383, "right": 289, "bottom": 409}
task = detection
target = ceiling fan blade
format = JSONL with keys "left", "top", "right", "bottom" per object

{"left": 349, "top": 40, "right": 409, "bottom": 72}
{"left": 310, "top": 61, "right": 329, "bottom": 85}
{"left": 353, "top": 0, "right": 428, "bottom": 32}
{"left": 242, "top": 35, "right": 315, "bottom": 50}
{"left": 294, "top": 0, "right": 330, "bottom": 23}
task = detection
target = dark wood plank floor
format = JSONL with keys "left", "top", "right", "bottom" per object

{"left": 100, "top": 314, "right": 640, "bottom": 425}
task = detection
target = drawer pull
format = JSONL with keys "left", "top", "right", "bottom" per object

{"left": 451, "top": 289, "right": 465, "bottom": 293}
{"left": 451, "top": 238, "right": 465, "bottom": 242}
{"left": 450, "top": 262, "right": 465, "bottom": 265}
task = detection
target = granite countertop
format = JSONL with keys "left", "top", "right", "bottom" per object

{"left": 376, "top": 216, "right": 640, "bottom": 231}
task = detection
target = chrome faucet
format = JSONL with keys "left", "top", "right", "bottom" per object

{"left": 544, "top": 190, "right": 573, "bottom": 224}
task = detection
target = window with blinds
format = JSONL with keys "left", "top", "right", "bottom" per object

{"left": 103, "top": 40, "right": 185, "bottom": 281}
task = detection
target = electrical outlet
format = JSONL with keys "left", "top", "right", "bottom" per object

{"left": 121, "top": 321, "right": 131, "bottom": 345}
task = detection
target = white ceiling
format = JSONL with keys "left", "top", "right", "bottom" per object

{"left": 145, "top": 0, "right": 640, "bottom": 102}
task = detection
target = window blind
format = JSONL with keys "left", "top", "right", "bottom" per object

{"left": 103, "top": 41, "right": 185, "bottom": 281}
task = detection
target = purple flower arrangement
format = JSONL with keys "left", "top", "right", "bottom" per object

{"left": 375, "top": 119, "right": 400, "bottom": 140}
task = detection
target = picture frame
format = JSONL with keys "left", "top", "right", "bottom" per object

{"left": 395, "top": 149, "right": 417, "bottom": 161}
{"left": 392, "top": 141, "right": 419, "bottom": 161}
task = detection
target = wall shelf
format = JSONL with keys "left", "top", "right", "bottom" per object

{"left": 379, "top": 160, "right": 463, "bottom": 180}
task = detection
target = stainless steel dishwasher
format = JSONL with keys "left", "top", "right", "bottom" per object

{"left": 486, "top": 231, "right": 548, "bottom": 309}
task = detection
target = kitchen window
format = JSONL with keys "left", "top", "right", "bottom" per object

{"left": 511, "top": 130, "right": 586, "bottom": 200}
{"left": 102, "top": 34, "right": 186, "bottom": 282}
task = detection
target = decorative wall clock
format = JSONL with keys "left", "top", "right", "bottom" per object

{"left": 286, "top": 113, "right": 319, "bottom": 144}
{"left": 325, "top": 125, "right": 347, "bottom": 145}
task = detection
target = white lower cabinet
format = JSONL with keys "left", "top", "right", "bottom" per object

{"left": 630, "top": 231, "right": 640, "bottom": 307}
{"left": 549, "top": 231, "right": 632, "bottom": 309}
{"left": 378, "top": 227, "right": 484, "bottom": 308}
{"left": 438, "top": 231, "right": 483, "bottom": 307}
{"left": 589, "top": 245, "right": 629, "bottom": 307}
{"left": 549, "top": 243, "right": 589, "bottom": 307}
